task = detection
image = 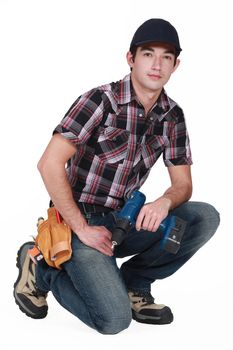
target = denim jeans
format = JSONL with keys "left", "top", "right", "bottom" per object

{"left": 36, "top": 201, "right": 220, "bottom": 334}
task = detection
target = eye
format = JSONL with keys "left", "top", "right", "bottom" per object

{"left": 163, "top": 55, "right": 173, "bottom": 60}
{"left": 143, "top": 52, "right": 152, "bottom": 57}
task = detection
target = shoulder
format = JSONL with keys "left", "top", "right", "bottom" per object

{"left": 78, "top": 78, "right": 122, "bottom": 107}
{"left": 164, "top": 93, "right": 186, "bottom": 123}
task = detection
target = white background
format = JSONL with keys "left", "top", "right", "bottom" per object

{"left": 1, "top": 0, "right": 232, "bottom": 349}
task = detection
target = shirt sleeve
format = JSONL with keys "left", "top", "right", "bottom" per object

{"left": 163, "top": 107, "right": 193, "bottom": 166}
{"left": 53, "top": 88, "right": 104, "bottom": 146}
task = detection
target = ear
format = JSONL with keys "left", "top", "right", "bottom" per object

{"left": 172, "top": 58, "right": 180, "bottom": 73}
{"left": 126, "top": 51, "right": 134, "bottom": 68}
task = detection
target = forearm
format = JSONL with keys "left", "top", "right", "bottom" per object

{"left": 160, "top": 164, "right": 193, "bottom": 210}
{"left": 38, "top": 161, "right": 87, "bottom": 233}
{"left": 162, "top": 182, "right": 192, "bottom": 210}
{"left": 136, "top": 183, "right": 192, "bottom": 232}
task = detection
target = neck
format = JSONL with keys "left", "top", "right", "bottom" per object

{"left": 131, "top": 76, "right": 162, "bottom": 115}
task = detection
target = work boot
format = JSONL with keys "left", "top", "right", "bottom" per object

{"left": 13, "top": 241, "right": 48, "bottom": 319}
{"left": 128, "top": 291, "right": 173, "bottom": 325}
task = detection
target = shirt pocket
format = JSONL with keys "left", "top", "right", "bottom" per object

{"left": 142, "top": 134, "right": 168, "bottom": 168}
{"left": 96, "top": 126, "right": 130, "bottom": 163}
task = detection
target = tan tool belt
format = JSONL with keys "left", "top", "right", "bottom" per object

{"left": 36, "top": 207, "right": 72, "bottom": 269}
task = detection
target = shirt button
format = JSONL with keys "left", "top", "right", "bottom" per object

{"left": 138, "top": 113, "right": 143, "bottom": 117}
{"left": 150, "top": 116, "right": 154, "bottom": 121}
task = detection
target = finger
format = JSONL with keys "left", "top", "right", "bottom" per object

{"left": 103, "top": 243, "right": 114, "bottom": 256}
{"left": 136, "top": 208, "right": 146, "bottom": 231}
{"left": 152, "top": 218, "right": 163, "bottom": 232}
{"left": 141, "top": 213, "right": 153, "bottom": 231}
{"left": 147, "top": 217, "right": 158, "bottom": 232}
{"left": 95, "top": 243, "right": 113, "bottom": 256}
{"left": 104, "top": 238, "right": 114, "bottom": 250}
{"left": 98, "top": 234, "right": 114, "bottom": 253}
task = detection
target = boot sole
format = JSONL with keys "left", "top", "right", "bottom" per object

{"left": 132, "top": 309, "right": 174, "bottom": 325}
{"left": 13, "top": 242, "right": 48, "bottom": 319}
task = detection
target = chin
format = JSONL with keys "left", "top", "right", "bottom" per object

{"left": 146, "top": 82, "right": 163, "bottom": 91}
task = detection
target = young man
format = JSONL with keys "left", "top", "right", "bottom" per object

{"left": 13, "top": 19, "right": 220, "bottom": 334}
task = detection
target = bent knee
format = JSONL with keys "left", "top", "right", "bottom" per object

{"left": 96, "top": 315, "right": 132, "bottom": 335}
{"left": 94, "top": 305, "right": 132, "bottom": 334}
{"left": 192, "top": 202, "right": 220, "bottom": 242}
{"left": 200, "top": 202, "right": 220, "bottom": 232}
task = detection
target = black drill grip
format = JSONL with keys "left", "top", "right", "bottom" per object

{"left": 111, "top": 219, "right": 131, "bottom": 246}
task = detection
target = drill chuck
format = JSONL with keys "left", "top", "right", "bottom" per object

{"left": 111, "top": 191, "right": 145, "bottom": 248}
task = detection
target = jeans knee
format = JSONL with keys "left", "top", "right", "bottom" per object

{"left": 202, "top": 202, "right": 220, "bottom": 236}
{"left": 192, "top": 202, "right": 220, "bottom": 243}
{"left": 93, "top": 303, "right": 132, "bottom": 334}
{"left": 96, "top": 314, "right": 132, "bottom": 335}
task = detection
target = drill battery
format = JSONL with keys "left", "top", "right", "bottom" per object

{"left": 160, "top": 216, "right": 187, "bottom": 254}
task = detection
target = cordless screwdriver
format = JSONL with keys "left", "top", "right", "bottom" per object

{"left": 111, "top": 190, "right": 186, "bottom": 254}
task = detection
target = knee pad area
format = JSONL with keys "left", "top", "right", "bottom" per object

{"left": 95, "top": 313, "right": 132, "bottom": 335}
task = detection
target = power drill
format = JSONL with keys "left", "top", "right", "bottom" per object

{"left": 111, "top": 190, "right": 187, "bottom": 254}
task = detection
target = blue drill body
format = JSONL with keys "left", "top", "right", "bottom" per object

{"left": 112, "top": 190, "right": 186, "bottom": 254}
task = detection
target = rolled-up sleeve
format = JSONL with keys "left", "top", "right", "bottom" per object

{"left": 53, "top": 89, "right": 104, "bottom": 146}
{"left": 163, "top": 107, "right": 193, "bottom": 166}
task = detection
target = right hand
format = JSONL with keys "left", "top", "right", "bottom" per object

{"left": 75, "top": 224, "right": 113, "bottom": 256}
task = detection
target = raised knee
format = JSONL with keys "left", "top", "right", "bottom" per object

{"left": 195, "top": 202, "right": 220, "bottom": 241}
{"left": 201, "top": 202, "right": 220, "bottom": 229}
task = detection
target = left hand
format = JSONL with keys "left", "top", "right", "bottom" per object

{"left": 135, "top": 196, "right": 172, "bottom": 232}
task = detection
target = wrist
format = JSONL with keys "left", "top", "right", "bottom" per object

{"left": 160, "top": 195, "right": 173, "bottom": 211}
{"left": 73, "top": 216, "right": 88, "bottom": 233}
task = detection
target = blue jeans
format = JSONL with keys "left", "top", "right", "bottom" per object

{"left": 36, "top": 201, "right": 219, "bottom": 334}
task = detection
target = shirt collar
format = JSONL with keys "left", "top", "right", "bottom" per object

{"left": 117, "top": 74, "right": 175, "bottom": 119}
{"left": 117, "top": 74, "right": 136, "bottom": 105}
{"left": 155, "top": 89, "right": 171, "bottom": 114}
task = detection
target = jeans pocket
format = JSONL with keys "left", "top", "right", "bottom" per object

{"left": 85, "top": 213, "right": 106, "bottom": 226}
{"left": 86, "top": 211, "right": 117, "bottom": 232}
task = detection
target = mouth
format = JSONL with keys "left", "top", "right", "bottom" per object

{"left": 147, "top": 73, "right": 162, "bottom": 80}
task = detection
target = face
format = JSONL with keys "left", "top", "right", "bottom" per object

{"left": 127, "top": 43, "right": 180, "bottom": 93}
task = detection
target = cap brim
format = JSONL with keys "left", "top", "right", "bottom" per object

{"left": 130, "top": 39, "right": 182, "bottom": 55}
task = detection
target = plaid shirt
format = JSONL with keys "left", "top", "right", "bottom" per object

{"left": 54, "top": 74, "right": 192, "bottom": 209}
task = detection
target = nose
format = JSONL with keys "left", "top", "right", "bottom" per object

{"left": 151, "top": 56, "right": 161, "bottom": 70}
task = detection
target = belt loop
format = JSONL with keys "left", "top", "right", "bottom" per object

{"left": 82, "top": 203, "right": 87, "bottom": 215}
{"left": 81, "top": 203, "right": 91, "bottom": 219}
{"left": 81, "top": 202, "right": 91, "bottom": 219}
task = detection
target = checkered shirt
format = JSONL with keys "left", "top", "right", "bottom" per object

{"left": 54, "top": 74, "right": 192, "bottom": 209}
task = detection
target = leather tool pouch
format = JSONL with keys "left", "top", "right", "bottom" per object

{"left": 36, "top": 207, "right": 72, "bottom": 269}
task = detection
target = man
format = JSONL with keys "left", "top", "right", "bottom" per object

{"left": 14, "top": 19, "right": 220, "bottom": 334}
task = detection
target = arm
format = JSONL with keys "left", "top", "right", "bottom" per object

{"left": 136, "top": 165, "right": 192, "bottom": 232}
{"left": 37, "top": 133, "right": 113, "bottom": 256}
